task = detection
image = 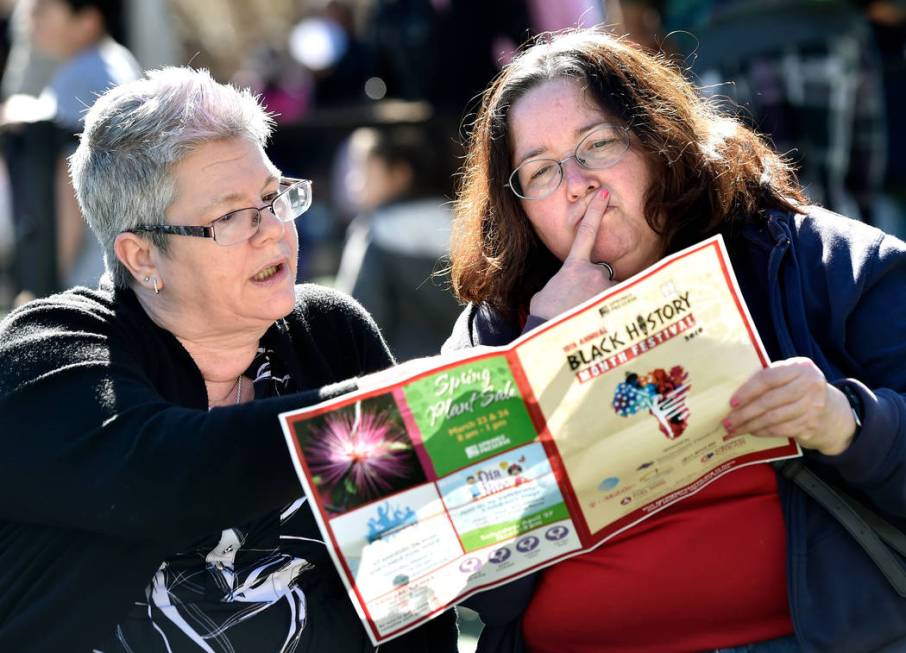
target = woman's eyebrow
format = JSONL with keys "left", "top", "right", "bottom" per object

{"left": 513, "top": 120, "right": 611, "bottom": 167}
{"left": 260, "top": 174, "right": 280, "bottom": 193}
{"left": 576, "top": 119, "right": 608, "bottom": 136}
{"left": 514, "top": 145, "right": 548, "bottom": 168}
{"left": 202, "top": 174, "right": 281, "bottom": 213}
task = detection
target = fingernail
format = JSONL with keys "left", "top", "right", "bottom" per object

{"left": 598, "top": 188, "right": 609, "bottom": 199}
{"left": 730, "top": 398, "right": 739, "bottom": 408}
{"left": 722, "top": 418, "right": 732, "bottom": 429}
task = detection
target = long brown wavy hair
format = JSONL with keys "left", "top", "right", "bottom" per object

{"left": 450, "top": 29, "right": 806, "bottom": 323}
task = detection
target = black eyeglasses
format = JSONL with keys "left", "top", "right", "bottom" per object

{"left": 507, "top": 124, "right": 631, "bottom": 200}
{"left": 127, "top": 177, "right": 312, "bottom": 246}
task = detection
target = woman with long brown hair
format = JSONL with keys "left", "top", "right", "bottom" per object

{"left": 445, "top": 29, "right": 906, "bottom": 653}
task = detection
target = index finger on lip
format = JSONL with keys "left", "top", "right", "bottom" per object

{"left": 567, "top": 188, "right": 610, "bottom": 262}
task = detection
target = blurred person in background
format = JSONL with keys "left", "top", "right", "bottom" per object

{"left": 283, "top": 0, "right": 373, "bottom": 110}
{"left": 863, "top": 0, "right": 906, "bottom": 239}
{"left": 0, "top": 66, "right": 456, "bottom": 653}
{"left": 0, "top": 0, "right": 18, "bottom": 310}
{"left": 30, "top": 0, "right": 140, "bottom": 287}
{"left": 3, "top": 0, "right": 140, "bottom": 302}
{"left": 661, "top": 0, "right": 889, "bottom": 227}
{"left": 232, "top": 44, "right": 311, "bottom": 125}
{"left": 367, "top": 0, "right": 533, "bottom": 115}
{"left": 445, "top": 29, "right": 906, "bottom": 652}
{"left": 1, "top": 0, "right": 54, "bottom": 98}
{"left": 335, "top": 124, "right": 461, "bottom": 361}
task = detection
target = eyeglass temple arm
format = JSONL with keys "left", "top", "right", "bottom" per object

{"left": 132, "top": 224, "right": 214, "bottom": 238}
{"left": 280, "top": 176, "right": 307, "bottom": 187}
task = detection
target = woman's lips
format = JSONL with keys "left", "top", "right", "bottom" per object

{"left": 251, "top": 262, "right": 289, "bottom": 285}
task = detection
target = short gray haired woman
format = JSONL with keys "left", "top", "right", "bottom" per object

{"left": 0, "top": 67, "right": 457, "bottom": 653}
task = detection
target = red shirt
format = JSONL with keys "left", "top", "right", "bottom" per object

{"left": 522, "top": 464, "right": 793, "bottom": 653}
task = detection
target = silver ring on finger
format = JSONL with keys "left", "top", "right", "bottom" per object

{"left": 593, "top": 261, "right": 614, "bottom": 280}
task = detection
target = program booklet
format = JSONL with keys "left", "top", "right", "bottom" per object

{"left": 279, "top": 235, "right": 801, "bottom": 645}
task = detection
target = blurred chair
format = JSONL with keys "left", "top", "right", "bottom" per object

{"left": 2, "top": 119, "right": 59, "bottom": 298}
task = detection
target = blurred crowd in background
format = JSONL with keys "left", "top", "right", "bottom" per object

{"left": 1, "top": 0, "right": 905, "bottom": 363}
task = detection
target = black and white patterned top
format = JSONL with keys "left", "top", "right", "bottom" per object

{"left": 101, "top": 344, "right": 320, "bottom": 653}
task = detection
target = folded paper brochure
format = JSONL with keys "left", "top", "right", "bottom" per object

{"left": 279, "top": 234, "right": 801, "bottom": 645}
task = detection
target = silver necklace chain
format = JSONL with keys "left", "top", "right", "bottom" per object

{"left": 208, "top": 375, "right": 243, "bottom": 409}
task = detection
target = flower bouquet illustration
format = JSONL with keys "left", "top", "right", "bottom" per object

{"left": 612, "top": 366, "right": 691, "bottom": 439}
{"left": 303, "top": 396, "right": 426, "bottom": 514}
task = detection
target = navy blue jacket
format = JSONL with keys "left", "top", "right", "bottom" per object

{"left": 443, "top": 208, "right": 906, "bottom": 653}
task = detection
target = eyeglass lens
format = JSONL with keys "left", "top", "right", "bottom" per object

{"left": 511, "top": 125, "right": 629, "bottom": 200}
{"left": 214, "top": 181, "right": 311, "bottom": 245}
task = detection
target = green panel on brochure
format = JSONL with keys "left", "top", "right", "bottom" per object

{"left": 402, "top": 356, "right": 539, "bottom": 476}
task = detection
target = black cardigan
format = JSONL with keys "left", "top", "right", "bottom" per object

{"left": 0, "top": 283, "right": 457, "bottom": 652}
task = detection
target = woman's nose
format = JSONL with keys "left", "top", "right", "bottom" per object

{"left": 562, "top": 157, "right": 600, "bottom": 200}
{"left": 253, "top": 207, "right": 286, "bottom": 243}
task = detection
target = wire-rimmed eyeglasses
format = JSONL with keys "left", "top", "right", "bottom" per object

{"left": 126, "top": 177, "right": 312, "bottom": 246}
{"left": 507, "top": 124, "right": 631, "bottom": 200}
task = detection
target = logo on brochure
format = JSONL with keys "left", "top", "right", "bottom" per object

{"left": 516, "top": 536, "right": 540, "bottom": 553}
{"left": 612, "top": 366, "right": 691, "bottom": 439}
{"left": 544, "top": 526, "right": 569, "bottom": 541}
{"left": 459, "top": 557, "right": 483, "bottom": 573}
{"left": 465, "top": 456, "right": 528, "bottom": 501}
{"left": 366, "top": 501, "right": 417, "bottom": 543}
{"left": 488, "top": 547, "right": 512, "bottom": 564}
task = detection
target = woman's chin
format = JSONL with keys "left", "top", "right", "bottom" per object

{"left": 249, "top": 277, "right": 296, "bottom": 321}
{"left": 268, "top": 287, "right": 297, "bottom": 320}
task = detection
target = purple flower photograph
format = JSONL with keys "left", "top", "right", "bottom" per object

{"left": 300, "top": 394, "right": 426, "bottom": 515}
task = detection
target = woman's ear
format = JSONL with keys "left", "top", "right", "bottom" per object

{"left": 114, "top": 232, "right": 158, "bottom": 288}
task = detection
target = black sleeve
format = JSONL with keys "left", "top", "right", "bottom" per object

{"left": 0, "top": 288, "right": 392, "bottom": 549}
{"left": 288, "top": 284, "right": 395, "bottom": 382}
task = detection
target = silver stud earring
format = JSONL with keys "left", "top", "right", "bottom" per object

{"left": 143, "top": 276, "right": 150, "bottom": 282}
